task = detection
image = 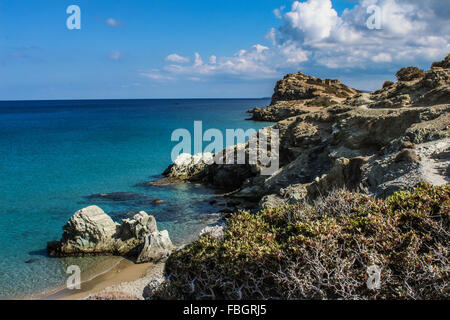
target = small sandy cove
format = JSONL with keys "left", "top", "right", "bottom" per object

{"left": 39, "top": 258, "right": 164, "bottom": 300}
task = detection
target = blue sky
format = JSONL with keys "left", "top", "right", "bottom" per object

{"left": 0, "top": 0, "right": 448, "bottom": 100}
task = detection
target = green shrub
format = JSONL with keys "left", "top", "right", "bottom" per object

{"left": 383, "top": 81, "right": 394, "bottom": 88}
{"left": 431, "top": 54, "right": 450, "bottom": 69}
{"left": 395, "top": 67, "right": 425, "bottom": 82}
{"left": 306, "top": 97, "right": 336, "bottom": 108}
{"left": 153, "top": 183, "right": 449, "bottom": 300}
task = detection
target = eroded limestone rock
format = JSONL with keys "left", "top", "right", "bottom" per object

{"left": 47, "top": 206, "right": 174, "bottom": 262}
{"left": 136, "top": 230, "right": 174, "bottom": 263}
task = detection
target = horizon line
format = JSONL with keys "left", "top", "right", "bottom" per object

{"left": 0, "top": 97, "right": 273, "bottom": 103}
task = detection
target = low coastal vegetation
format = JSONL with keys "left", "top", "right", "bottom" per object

{"left": 153, "top": 183, "right": 449, "bottom": 300}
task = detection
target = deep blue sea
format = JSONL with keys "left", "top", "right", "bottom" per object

{"left": 0, "top": 98, "right": 271, "bottom": 298}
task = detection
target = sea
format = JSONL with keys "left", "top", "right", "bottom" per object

{"left": 0, "top": 98, "right": 272, "bottom": 298}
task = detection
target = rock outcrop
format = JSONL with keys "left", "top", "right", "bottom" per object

{"left": 137, "top": 230, "right": 174, "bottom": 263}
{"left": 162, "top": 54, "right": 450, "bottom": 208}
{"left": 370, "top": 60, "right": 450, "bottom": 108}
{"left": 248, "top": 72, "right": 359, "bottom": 122}
{"left": 162, "top": 153, "right": 213, "bottom": 181}
{"left": 47, "top": 206, "right": 174, "bottom": 263}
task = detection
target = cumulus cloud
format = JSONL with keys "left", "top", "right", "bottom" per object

{"left": 265, "top": 27, "right": 277, "bottom": 45}
{"left": 283, "top": 0, "right": 339, "bottom": 43}
{"left": 142, "top": 43, "right": 309, "bottom": 82}
{"left": 209, "top": 55, "right": 217, "bottom": 64}
{"left": 165, "top": 54, "right": 190, "bottom": 63}
{"left": 372, "top": 52, "right": 392, "bottom": 63}
{"left": 165, "top": 47, "right": 277, "bottom": 79}
{"left": 276, "top": 0, "right": 450, "bottom": 69}
{"left": 141, "top": 0, "right": 449, "bottom": 89}
{"left": 273, "top": 6, "right": 286, "bottom": 19}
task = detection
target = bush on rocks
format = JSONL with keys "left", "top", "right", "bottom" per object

{"left": 396, "top": 67, "right": 425, "bottom": 82}
{"left": 382, "top": 81, "right": 395, "bottom": 88}
{"left": 431, "top": 54, "right": 450, "bottom": 69}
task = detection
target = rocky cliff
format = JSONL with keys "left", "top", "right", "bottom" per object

{"left": 163, "top": 54, "right": 450, "bottom": 208}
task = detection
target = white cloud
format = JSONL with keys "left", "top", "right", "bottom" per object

{"left": 275, "top": 0, "right": 450, "bottom": 69}
{"left": 106, "top": 18, "right": 123, "bottom": 27}
{"left": 372, "top": 52, "right": 392, "bottom": 63}
{"left": 152, "top": 44, "right": 308, "bottom": 81}
{"left": 273, "top": 6, "right": 286, "bottom": 19}
{"left": 283, "top": 0, "right": 339, "bottom": 43}
{"left": 265, "top": 27, "right": 277, "bottom": 45}
{"left": 194, "top": 53, "right": 203, "bottom": 67}
{"left": 165, "top": 54, "right": 190, "bottom": 63}
{"left": 279, "top": 41, "right": 309, "bottom": 65}
{"left": 140, "top": 69, "right": 175, "bottom": 81}
{"left": 254, "top": 44, "right": 269, "bottom": 54}
{"left": 273, "top": 9, "right": 282, "bottom": 19}
{"left": 109, "top": 50, "right": 124, "bottom": 60}
{"left": 140, "top": 0, "right": 449, "bottom": 88}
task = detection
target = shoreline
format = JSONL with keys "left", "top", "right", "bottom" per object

{"left": 41, "top": 258, "right": 160, "bottom": 300}
{"left": 11, "top": 255, "right": 163, "bottom": 300}
{"left": 12, "top": 256, "right": 123, "bottom": 300}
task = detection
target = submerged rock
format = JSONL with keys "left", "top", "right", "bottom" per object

{"left": 87, "top": 192, "right": 150, "bottom": 202}
{"left": 24, "top": 258, "right": 39, "bottom": 264}
{"left": 47, "top": 206, "right": 174, "bottom": 263}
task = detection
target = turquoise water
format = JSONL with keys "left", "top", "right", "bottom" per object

{"left": 0, "top": 99, "right": 271, "bottom": 298}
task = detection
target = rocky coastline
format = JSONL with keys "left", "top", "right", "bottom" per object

{"left": 163, "top": 54, "right": 450, "bottom": 208}
{"left": 48, "top": 54, "right": 449, "bottom": 300}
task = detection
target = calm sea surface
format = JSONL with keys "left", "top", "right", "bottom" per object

{"left": 0, "top": 98, "right": 271, "bottom": 298}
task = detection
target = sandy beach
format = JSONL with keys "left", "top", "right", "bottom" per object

{"left": 36, "top": 258, "right": 164, "bottom": 300}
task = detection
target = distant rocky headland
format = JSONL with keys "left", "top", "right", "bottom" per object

{"left": 248, "top": 73, "right": 359, "bottom": 122}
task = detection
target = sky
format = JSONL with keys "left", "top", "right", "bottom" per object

{"left": 0, "top": 0, "right": 449, "bottom": 100}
